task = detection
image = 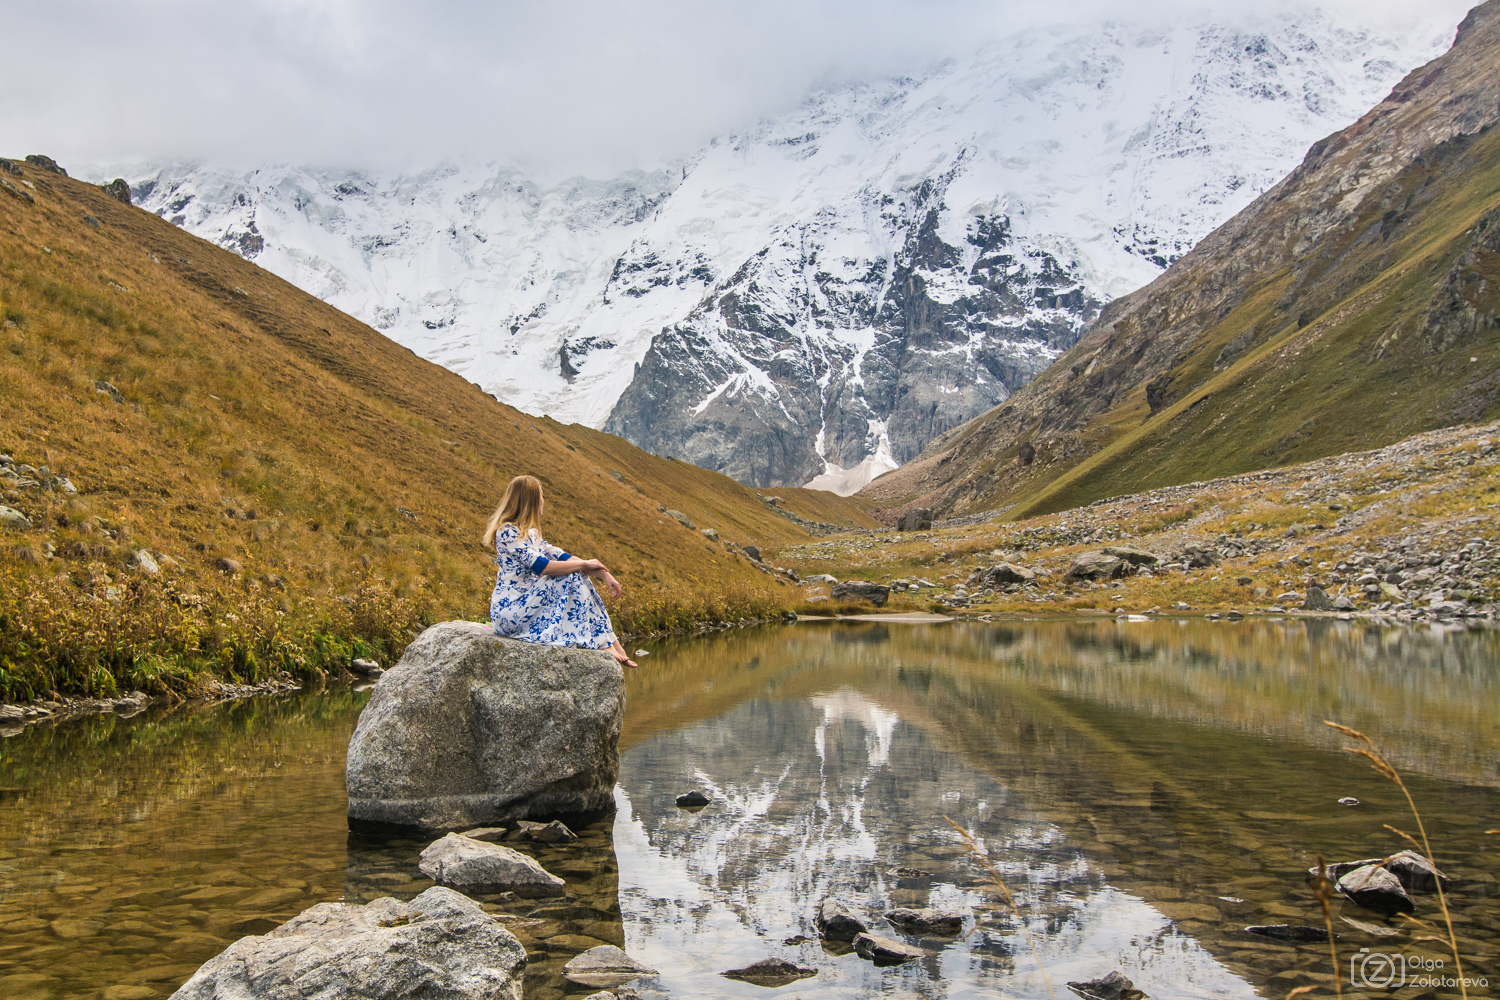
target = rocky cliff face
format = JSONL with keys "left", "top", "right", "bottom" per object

{"left": 112, "top": 10, "right": 1453, "bottom": 491}
{"left": 863, "top": 0, "right": 1500, "bottom": 520}
{"left": 604, "top": 199, "right": 1096, "bottom": 488}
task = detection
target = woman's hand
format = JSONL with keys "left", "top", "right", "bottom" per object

{"left": 598, "top": 571, "right": 622, "bottom": 599}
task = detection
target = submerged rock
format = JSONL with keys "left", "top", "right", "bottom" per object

{"left": 346, "top": 621, "right": 623, "bottom": 832}
{"left": 885, "top": 907, "right": 965, "bottom": 935}
{"left": 1243, "top": 924, "right": 1332, "bottom": 942}
{"left": 417, "top": 832, "right": 566, "bottom": 897}
{"left": 504, "top": 818, "right": 579, "bottom": 843}
{"left": 852, "top": 932, "right": 924, "bottom": 965}
{"left": 721, "top": 957, "right": 818, "bottom": 987}
{"left": 815, "top": 896, "right": 869, "bottom": 941}
{"left": 563, "top": 945, "right": 659, "bottom": 987}
{"left": 1067, "top": 971, "right": 1148, "bottom": 1000}
{"left": 168, "top": 886, "right": 525, "bottom": 1000}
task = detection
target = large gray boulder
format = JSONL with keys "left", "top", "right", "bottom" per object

{"left": 1064, "top": 551, "right": 1126, "bottom": 582}
{"left": 974, "top": 563, "right": 1035, "bottom": 587}
{"left": 831, "top": 580, "right": 891, "bottom": 607}
{"left": 170, "top": 886, "right": 525, "bottom": 1000}
{"left": 418, "top": 832, "right": 566, "bottom": 897}
{"left": 347, "top": 621, "right": 624, "bottom": 833}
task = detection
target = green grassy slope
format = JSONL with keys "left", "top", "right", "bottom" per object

{"left": 0, "top": 162, "right": 877, "bottom": 697}
{"left": 860, "top": 1, "right": 1500, "bottom": 522}
{"left": 1018, "top": 124, "right": 1500, "bottom": 516}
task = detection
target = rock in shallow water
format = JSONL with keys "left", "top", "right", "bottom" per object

{"left": 563, "top": 945, "right": 659, "bottom": 987}
{"left": 815, "top": 896, "right": 869, "bottom": 941}
{"left": 1336, "top": 864, "right": 1414, "bottom": 914}
{"left": 852, "top": 932, "right": 924, "bottom": 965}
{"left": 1243, "top": 924, "right": 1331, "bottom": 942}
{"left": 675, "top": 790, "right": 710, "bottom": 807}
{"left": 169, "top": 886, "right": 526, "bottom": 1000}
{"left": 721, "top": 957, "right": 818, "bottom": 987}
{"left": 885, "top": 907, "right": 965, "bottom": 935}
{"left": 346, "top": 621, "right": 624, "bottom": 832}
{"left": 1066, "top": 970, "right": 1148, "bottom": 1000}
{"left": 417, "top": 832, "right": 566, "bottom": 897}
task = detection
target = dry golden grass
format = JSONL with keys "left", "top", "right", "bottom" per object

{"left": 0, "top": 163, "right": 876, "bottom": 697}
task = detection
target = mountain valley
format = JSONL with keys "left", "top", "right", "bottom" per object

{"left": 109, "top": 8, "right": 1455, "bottom": 490}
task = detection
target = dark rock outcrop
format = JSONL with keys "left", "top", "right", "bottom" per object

{"left": 346, "top": 621, "right": 624, "bottom": 832}
{"left": 24, "top": 154, "right": 67, "bottom": 176}
{"left": 898, "top": 508, "right": 934, "bottom": 531}
{"left": 831, "top": 580, "right": 890, "bottom": 607}
{"left": 168, "top": 887, "right": 525, "bottom": 1000}
{"left": 101, "top": 178, "right": 132, "bottom": 204}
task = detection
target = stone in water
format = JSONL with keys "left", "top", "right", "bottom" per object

{"left": 563, "top": 945, "right": 659, "bottom": 987}
{"left": 168, "top": 886, "right": 525, "bottom": 1000}
{"left": 721, "top": 957, "right": 818, "bottom": 987}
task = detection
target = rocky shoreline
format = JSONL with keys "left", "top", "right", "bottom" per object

{"left": 777, "top": 422, "right": 1500, "bottom": 624}
{"left": 0, "top": 673, "right": 304, "bottom": 738}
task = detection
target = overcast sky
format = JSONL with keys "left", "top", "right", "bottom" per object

{"left": 4, "top": 0, "right": 1473, "bottom": 178}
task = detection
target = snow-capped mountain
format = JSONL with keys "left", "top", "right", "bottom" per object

{"left": 117, "top": 9, "right": 1453, "bottom": 491}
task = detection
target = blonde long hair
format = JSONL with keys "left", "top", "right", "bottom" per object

{"left": 482, "top": 475, "right": 544, "bottom": 546}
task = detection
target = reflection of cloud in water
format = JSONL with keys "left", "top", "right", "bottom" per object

{"left": 613, "top": 690, "right": 1257, "bottom": 1000}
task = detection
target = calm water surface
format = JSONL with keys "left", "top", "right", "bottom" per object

{"left": 2, "top": 619, "right": 1498, "bottom": 1000}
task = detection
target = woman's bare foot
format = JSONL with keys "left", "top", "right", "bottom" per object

{"left": 608, "top": 641, "right": 637, "bottom": 668}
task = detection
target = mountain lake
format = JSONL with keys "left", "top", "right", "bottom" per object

{"left": 2, "top": 618, "right": 1497, "bottom": 1000}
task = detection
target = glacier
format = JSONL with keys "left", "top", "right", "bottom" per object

{"left": 111, "top": 8, "right": 1456, "bottom": 492}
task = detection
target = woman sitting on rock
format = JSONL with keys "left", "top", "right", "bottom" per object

{"left": 483, "top": 474, "right": 636, "bottom": 668}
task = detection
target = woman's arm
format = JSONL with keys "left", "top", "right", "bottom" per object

{"left": 540, "top": 557, "right": 601, "bottom": 577}
{"left": 541, "top": 557, "right": 622, "bottom": 599}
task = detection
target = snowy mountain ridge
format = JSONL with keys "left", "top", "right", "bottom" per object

{"left": 116, "top": 8, "right": 1455, "bottom": 490}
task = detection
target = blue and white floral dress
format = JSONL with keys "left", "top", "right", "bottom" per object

{"left": 489, "top": 523, "right": 618, "bottom": 649}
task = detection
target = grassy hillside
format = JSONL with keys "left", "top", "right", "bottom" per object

{"left": 862, "top": 0, "right": 1500, "bottom": 522}
{"left": 0, "top": 160, "right": 877, "bottom": 698}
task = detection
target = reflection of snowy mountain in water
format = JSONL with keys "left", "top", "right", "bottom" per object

{"left": 612, "top": 690, "right": 1256, "bottom": 1000}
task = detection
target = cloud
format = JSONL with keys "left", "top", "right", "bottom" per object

{"left": 2, "top": 0, "right": 1474, "bottom": 177}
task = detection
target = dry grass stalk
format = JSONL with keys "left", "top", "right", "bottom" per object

{"left": 1324, "top": 720, "right": 1467, "bottom": 1000}
{"left": 944, "top": 814, "right": 1057, "bottom": 1000}
{"left": 1310, "top": 855, "right": 1342, "bottom": 1000}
